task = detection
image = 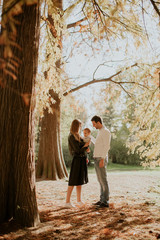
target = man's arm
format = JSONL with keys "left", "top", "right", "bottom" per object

{"left": 101, "top": 130, "right": 111, "bottom": 159}
{"left": 99, "top": 130, "right": 111, "bottom": 168}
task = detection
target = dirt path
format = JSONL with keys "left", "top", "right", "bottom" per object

{"left": 0, "top": 171, "right": 160, "bottom": 240}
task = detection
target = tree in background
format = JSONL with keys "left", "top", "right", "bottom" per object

{"left": 126, "top": 68, "right": 160, "bottom": 167}
{"left": 109, "top": 123, "right": 144, "bottom": 165}
{"left": 111, "top": 63, "right": 160, "bottom": 167}
{"left": 99, "top": 86, "right": 142, "bottom": 165}
{"left": 102, "top": 100, "right": 118, "bottom": 133}
{"left": 0, "top": 0, "right": 40, "bottom": 226}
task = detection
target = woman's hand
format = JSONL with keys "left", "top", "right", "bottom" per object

{"left": 84, "top": 140, "right": 90, "bottom": 147}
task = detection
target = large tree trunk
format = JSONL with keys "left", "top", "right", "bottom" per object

{"left": 36, "top": 91, "right": 68, "bottom": 179}
{"left": 0, "top": 2, "right": 40, "bottom": 227}
{"left": 36, "top": 0, "right": 68, "bottom": 180}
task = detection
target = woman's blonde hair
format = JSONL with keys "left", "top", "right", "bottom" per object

{"left": 70, "top": 119, "right": 82, "bottom": 141}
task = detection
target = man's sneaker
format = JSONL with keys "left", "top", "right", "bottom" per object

{"left": 92, "top": 201, "right": 101, "bottom": 206}
{"left": 97, "top": 202, "right": 109, "bottom": 208}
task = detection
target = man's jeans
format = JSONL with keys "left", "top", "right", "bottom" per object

{"left": 94, "top": 157, "right": 109, "bottom": 204}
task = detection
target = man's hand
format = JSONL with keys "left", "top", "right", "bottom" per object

{"left": 99, "top": 158, "right": 104, "bottom": 168}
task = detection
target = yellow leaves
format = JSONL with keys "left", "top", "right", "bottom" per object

{"left": 9, "top": 40, "right": 22, "bottom": 50}
{"left": 2, "top": 44, "right": 20, "bottom": 80}
{"left": 0, "top": 1, "right": 27, "bottom": 83}
{"left": 21, "top": 93, "right": 31, "bottom": 106}
{"left": 3, "top": 2, "right": 23, "bottom": 20}
{"left": 0, "top": 31, "right": 7, "bottom": 45}
{"left": 110, "top": 5, "right": 118, "bottom": 16}
{"left": 6, "top": 62, "right": 18, "bottom": 73}
{"left": 11, "top": 3, "right": 23, "bottom": 16}
{"left": 3, "top": 0, "right": 37, "bottom": 19}
{"left": 3, "top": 68, "right": 17, "bottom": 80}
{"left": 124, "top": 63, "right": 160, "bottom": 167}
{"left": 36, "top": 1, "right": 66, "bottom": 117}
{"left": 135, "top": 40, "right": 142, "bottom": 48}
{"left": 0, "top": 58, "right": 6, "bottom": 69}
{"left": 4, "top": 46, "right": 12, "bottom": 59}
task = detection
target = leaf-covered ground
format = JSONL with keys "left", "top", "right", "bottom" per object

{"left": 0, "top": 171, "right": 160, "bottom": 240}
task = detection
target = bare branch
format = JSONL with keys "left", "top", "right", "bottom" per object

{"left": 119, "top": 83, "right": 132, "bottom": 97}
{"left": 93, "top": 0, "right": 142, "bottom": 34}
{"left": 67, "top": 17, "right": 87, "bottom": 29}
{"left": 63, "top": 63, "right": 149, "bottom": 97}
{"left": 141, "top": 0, "right": 154, "bottom": 50}
{"left": 149, "top": 0, "right": 160, "bottom": 17}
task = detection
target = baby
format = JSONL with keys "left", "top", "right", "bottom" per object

{"left": 83, "top": 128, "right": 92, "bottom": 164}
{"left": 83, "top": 128, "right": 91, "bottom": 143}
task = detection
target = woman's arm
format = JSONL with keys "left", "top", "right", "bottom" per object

{"left": 68, "top": 135, "right": 88, "bottom": 155}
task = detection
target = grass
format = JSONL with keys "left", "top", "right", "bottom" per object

{"left": 107, "top": 162, "right": 144, "bottom": 171}
{"left": 87, "top": 162, "right": 160, "bottom": 173}
{"left": 66, "top": 161, "right": 160, "bottom": 173}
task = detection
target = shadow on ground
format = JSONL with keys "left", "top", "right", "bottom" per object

{"left": 0, "top": 202, "right": 160, "bottom": 240}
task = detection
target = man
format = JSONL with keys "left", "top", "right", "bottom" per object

{"left": 91, "top": 115, "right": 111, "bottom": 208}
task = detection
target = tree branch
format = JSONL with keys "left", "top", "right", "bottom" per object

{"left": 149, "top": 0, "right": 160, "bottom": 17}
{"left": 67, "top": 17, "right": 87, "bottom": 29}
{"left": 63, "top": 63, "right": 148, "bottom": 97}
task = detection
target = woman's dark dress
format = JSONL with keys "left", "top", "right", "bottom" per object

{"left": 68, "top": 133, "right": 88, "bottom": 186}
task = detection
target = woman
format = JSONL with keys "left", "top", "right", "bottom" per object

{"left": 65, "top": 119, "right": 90, "bottom": 208}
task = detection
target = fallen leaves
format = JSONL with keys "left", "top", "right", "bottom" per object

{"left": 100, "top": 228, "right": 113, "bottom": 235}
{"left": 0, "top": 172, "right": 160, "bottom": 239}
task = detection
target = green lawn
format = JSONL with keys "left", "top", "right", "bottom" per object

{"left": 88, "top": 162, "right": 160, "bottom": 173}
{"left": 67, "top": 162, "right": 160, "bottom": 173}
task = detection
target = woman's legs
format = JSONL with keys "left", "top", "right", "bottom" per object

{"left": 76, "top": 185, "right": 82, "bottom": 202}
{"left": 66, "top": 186, "right": 74, "bottom": 203}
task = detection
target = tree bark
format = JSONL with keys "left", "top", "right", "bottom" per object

{"left": 0, "top": 2, "right": 40, "bottom": 227}
{"left": 36, "top": 91, "right": 68, "bottom": 180}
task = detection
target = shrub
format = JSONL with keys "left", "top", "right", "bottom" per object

{"left": 109, "top": 138, "right": 143, "bottom": 165}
